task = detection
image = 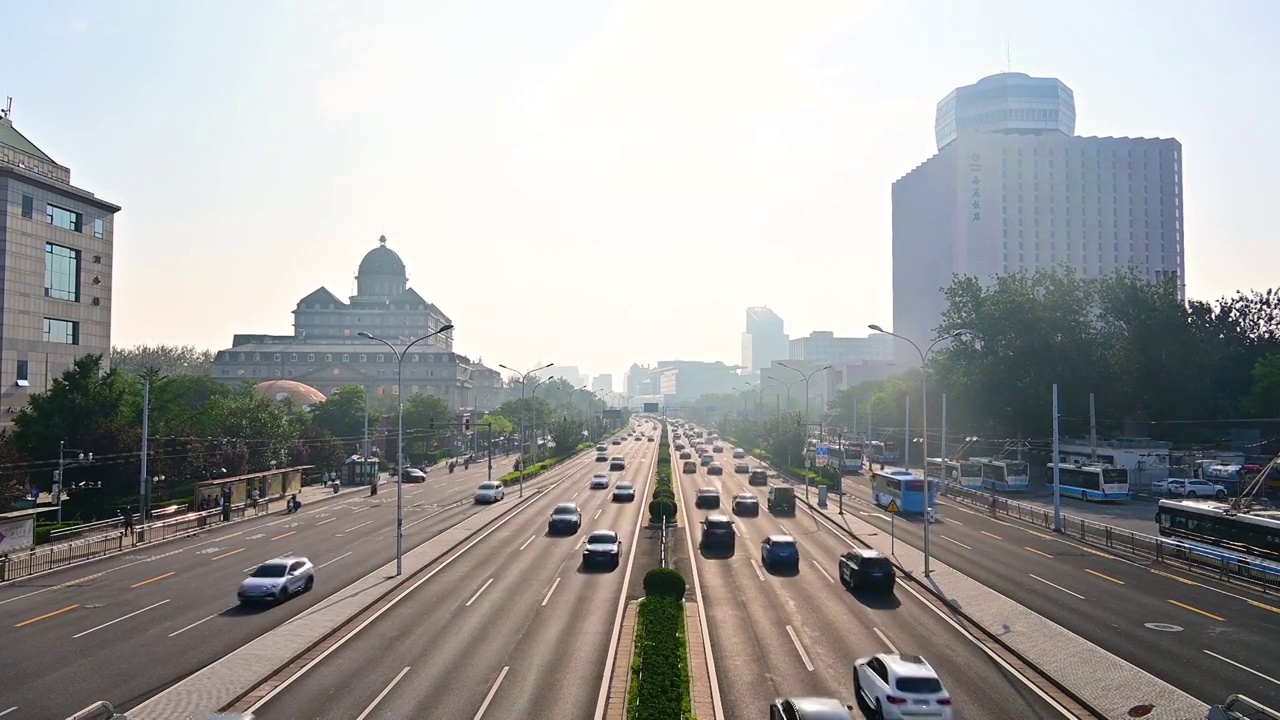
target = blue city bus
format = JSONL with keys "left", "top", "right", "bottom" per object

{"left": 980, "top": 459, "right": 1031, "bottom": 492}
{"left": 871, "top": 469, "right": 938, "bottom": 514}
{"left": 1048, "top": 463, "right": 1129, "bottom": 501}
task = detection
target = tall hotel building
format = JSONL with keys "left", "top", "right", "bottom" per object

{"left": 891, "top": 73, "right": 1184, "bottom": 358}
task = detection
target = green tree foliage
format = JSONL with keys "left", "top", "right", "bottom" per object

{"left": 643, "top": 567, "right": 687, "bottom": 599}
{"left": 547, "top": 415, "right": 586, "bottom": 455}
{"left": 308, "top": 386, "right": 369, "bottom": 447}
{"left": 477, "top": 414, "right": 514, "bottom": 436}
{"left": 0, "top": 430, "right": 29, "bottom": 506}
{"left": 111, "top": 344, "right": 215, "bottom": 376}
{"left": 402, "top": 393, "right": 453, "bottom": 456}
{"left": 496, "top": 396, "right": 553, "bottom": 429}
{"left": 828, "top": 371, "right": 922, "bottom": 436}
{"left": 1244, "top": 353, "right": 1280, "bottom": 418}
{"left": 721, "top": 411, "right": 807, "bottom": 467}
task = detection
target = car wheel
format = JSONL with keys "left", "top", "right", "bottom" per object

{"left": 1216, "top": 490, "right": 1227, "bottom": 500}
{"left": 873, "top": 698, "right": 885, "bottom": 720}
{"left": 1186, "top": 491, "right": 1198, "bottom": 498}
{"left": 303, "top": 576, "right": 314, "bottom": 592}
{"left": 277, "top": 588, "right": 289, "bottom": 603}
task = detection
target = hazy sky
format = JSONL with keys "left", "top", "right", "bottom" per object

{"left": 4, "top": 0, "right": 1277, "bottom": 383}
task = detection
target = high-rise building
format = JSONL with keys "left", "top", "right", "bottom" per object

{"left": 591, "top": 374, "right": 613, "bottom": 393}
{"left": 656, "top": 360, "right": 741, "bottom": 407}
{"left": 789, "top": 331, "right": 894, "bottom": 365}
{"left": 1, "top": 105, "right": 121, "bottom": 425}
{"left": 893, "top": 73, "right": 1183, "bottom": 359}
{"left": 552, "top": 366, "right": 588, "bottom": 389}
{"left": 742, "top": 307, "right": 789, "bottom": 373}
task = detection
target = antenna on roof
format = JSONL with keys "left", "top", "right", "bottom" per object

{"left": 1, "top": 97, "right": 12, "bottom": 120}
{"left": 1005, "top": 38, "right": 1012, "bottom": 72}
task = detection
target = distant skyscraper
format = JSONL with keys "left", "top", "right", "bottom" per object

{"left": 592, "top": 374, "right": 613, "bottom": 393}
{"left": 742, "top": 307, "right": 789, "bottom": 373}
{"left": 893, "top": 72, "right": 1184, "bottom": 360}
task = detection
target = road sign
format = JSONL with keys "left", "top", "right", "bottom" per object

{"left": 885, "top": 499, "right": 900, "bottom": 513}
{"left": 815, "top": 444, "right": 829, "bottom": 467}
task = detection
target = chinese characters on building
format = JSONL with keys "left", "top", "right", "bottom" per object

{"left": 969, "top": 153, "right": 982, "bottom": 222}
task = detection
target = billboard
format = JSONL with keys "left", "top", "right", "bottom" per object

{"left": 643, "top": 402, "right": 659, "bottom": 413}
{"left": 603, "top": 409, "right": 623, "bottom": 420}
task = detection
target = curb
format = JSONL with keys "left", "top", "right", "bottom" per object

{"left": 795, "top": 495, "right": 1106, "bottom": 720}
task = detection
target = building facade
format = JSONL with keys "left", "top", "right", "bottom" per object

{"left": 1, "top": 109, "right": 120, "bottom": 426}
{"left": 591, "top": 373, "right": 613, "bottom": 393}
{"left": 789, "top": 331, "right": 894, "bottom": 365}
{"left": 656, "top": 360, "right": 741, "bottom": 408}
{"left": 742, "top": 306, "right": 789, "bottom": 373}
{"left": 935, "top": 72, "right": 1076, "bottom": 151}
{"left": 893, "top": 73, "right": 1184, "bottom": 361}
{"left": 212, "top": 238, "right": 482, "bottom": 409}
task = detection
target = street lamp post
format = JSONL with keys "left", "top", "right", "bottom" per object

{"left": 498, "top": 363, "right": 554, "bottom": 499}
{"left": 868, "top": 324, "right": 970, "bottom": 577}
{"left": 56, "top": 441, "right": 93, "bottom": 523}
{"left": 358, "top": 324, "right": 455, "bottom": 577}
{"left": 777, "top": 362, "right": 833, "bottom": 425}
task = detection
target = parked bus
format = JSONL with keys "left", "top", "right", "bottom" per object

{"left": 867, "top": 441, "right": 901, "bottom": 465}
{"left": 1156, "top": 498, "right": 1280, "bottom": 578}
{"left": 839, "top": 446, "right": 864, "bottom": 474}
{"left": 926, "top": 458, "right": 985, "bottom": 490}
{"left": 1048, "top": 463, "right": 1129, "bottom": 501}
{"left": 980, "top": 459, "right": 1031, "bottom": 492}
{"left": 871, "top": 469, "right": 938, "bottom": 514}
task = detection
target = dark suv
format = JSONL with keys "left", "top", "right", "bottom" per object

{"left": 700, "top": 514, "right": 736, "bottom": 554}
{"left": 748, "top": 469, "right": 769, "bottom": 486}
{"left": 838, "top": 549, "right": 896, "bottom": 593}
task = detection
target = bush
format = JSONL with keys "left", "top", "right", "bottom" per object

{"left": 34, "top": 522, "right": 88, "bottom": 544}
{"left": 648, "top": 497, "right": 676, "bottom": 524}
{"left": 643, "top": 566, "right": 687, "bottom": 599}
{"left": 628, "top": 596, "right": 694, "bottom": 720}
{"left": 496, "top": 444, "right": 592, "bottom": 486}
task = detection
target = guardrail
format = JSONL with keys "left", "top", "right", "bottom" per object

{"left": 48, "top": 503, "right": 194, "bottom": 544}
{"left": 1, "top": 501, "right": 270, "bottom": 583}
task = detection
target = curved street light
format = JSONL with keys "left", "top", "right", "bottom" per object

{"left": 497, "top": 363, "right": 554, "bottom": 498}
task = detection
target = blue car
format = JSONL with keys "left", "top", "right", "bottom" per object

{"left": 760, "top": 535, "right": 800, "bottom": 572}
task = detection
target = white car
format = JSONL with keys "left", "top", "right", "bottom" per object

{"left": 238, "top": 556, "right": 314, "bottom": 604}
{"left": 474, "top": 481, "right": 505, "bottom": 504}
{"left": 854, "top": 653, "right": 953, "bottom": 719}
{"left": 590, "top": 473, "right": 610, "bottom": 489}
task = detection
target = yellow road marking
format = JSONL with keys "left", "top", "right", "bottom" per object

{"left": 131, "top": 571, "right": 176, "bottom": 588}
{"left": 1026, "top": 530, "right": 1055, "bottom": 540}
{"left": 1025, "top": 546, "right": 1054, "bottom": 558}
{"left": 1247, "top": 600, "right": 1280, "bottom": 615}
{"left": 1168, "top": 599, "right": 1226, "bottom": 622}
{"left": 271, "top": 531, "right": 296, "bottom": 541}
{"left": 981, "top": 531, "right": 1003, "bottom": 540}
{"left": 1151, "top": 569, "right": 1198, "bottom": 586}
{"left": 210, "top": 548, "right": 245, "bottom": 561}
{"left": 15, "top": 604, "right": 79, "bottom": 627}
{"left": 1085, "top": 569, "right": 1126, "bottom": 585}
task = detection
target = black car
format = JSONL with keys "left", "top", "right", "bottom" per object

{"left": 700, "top": 514, "right": 736, "bottom": 553}
{"left": 748, "top": 469, "right": 769, "bottom": 486}
{"left": 612, "top": 482, "right": 636, "bottom": 502}
{"left": 582, "top": 530, "right": 622, "bottom": 570}
{"left": 732, "top": 493, "right": 759, "bottom": 516}
{"left": 595, "top": 453, "right": 609, "bottom": 462}
{"left": 609, "top": 457, "right": 626, "bottom": 471}
{"left": 547, "top": 503, "right": 582, "bottom": 535}
{"left": 838, "top": 549, "right": 896, "bottom": 593}
{"left": 694, "top": 487, "right": 720, "bottom": 509}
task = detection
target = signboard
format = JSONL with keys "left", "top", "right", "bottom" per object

{"left": 0, "top": 516, "right": 35, "bottom": 553}
{"left": 603, "top": 409, "right": 622, "bottom": 420}
{"left": 643, "top": 402, "right": 659, "bottom": 413}
{"left": 885, "top": 499, "right": 900, "bottom": 513}
{"left": 815, "top": 444, "right": 829, "bottom": 467}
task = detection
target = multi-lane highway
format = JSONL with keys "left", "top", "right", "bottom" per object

{"left": 673, "top": 442, "right": 1074, "bottom": 719}
{"left": 243, "top": 425, "right": 660, "bottom": 719}
{"left": 0, "top": 456, "right": 536, "bottom": 720}
{"left": 816, "top": 469, "right": 1280, "bottom": 706}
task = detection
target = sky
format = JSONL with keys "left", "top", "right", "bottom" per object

{"left": 3, "top": 0, "right": 1278, "bottom": 384}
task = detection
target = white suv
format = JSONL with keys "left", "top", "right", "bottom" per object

{"left": 855, "top": 653, "right": 953, "bottom": 719}
{"left": 1154, "top": 478, "right": 1228, "bottom": 499}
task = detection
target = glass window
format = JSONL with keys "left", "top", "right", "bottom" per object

{"left": 16, "top": 360, "right": 29, "bottom": 383}
{"left": 93, "top": 218, "right": 105, "bottom": 239}
{"left": 46, "top": 204, "right": 82, "bottom": 232}
{"left": 43, "top": 318, "right": 79, "bottom": 345}
{"left": 44, "top": 243, "right": 80, "bottom": 302}
{"left": 21, "top": 195, "right": 34, "bottom": 218}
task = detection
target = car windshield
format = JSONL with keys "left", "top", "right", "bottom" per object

{"left": 736, "top": 495, "right": 756, "bottom": 502}
{"left": 553, "top": 505, "right": 578, "bottom": 515}
{"left": 862, "top": 557, "right": 893, "bottom": 571}
{"left": 705, "top": 520, "right": 732, "bottom": 530}
{"left": 896, "top": 676, "right": 944, "bottom": 694}
{"left": 478, "top": 482, "right": 500, "bottom": 490}
{"left": 587, "top": 533, "right": 616, "bottom": 544}
{"left": 699, "top": 489, "right": 716, "bottom": 495}
{"left": 251, "top": 563, "right": 288, "bottom": 578}
{"left": 770, "top": 541, "right": 797, "bottom": 552}
{"left": 617, "top": 483, "right": 633, "bottom": 490}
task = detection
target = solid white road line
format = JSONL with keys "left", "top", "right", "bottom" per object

{"left": 594, "top": 508, "right": 602, "bottom": 520}
{"left": 1029, "top": 574, "right": 1086, "bottom": 600}
{"left": 519, "top": 534, "right": 536, "bottom": 551}
{"left": 811, "top": 560, "right": 835, "bottom": 584}
{"left": 73, "top": 599, "right": 171, "bottom": 638}
{"left": 466, "top": 578, "right": 495, "bottom": 607}
{"left": 355, "top": 666, "right": 412, "bottom": 720}
{"left": 345, "top": 521, "right": 373, "bottom": 532}
{"left": 472, "top": 665, "right": 510, "bottom": 720}
{"left": 939, "top": 535, "right": 973, "bottom": 550}
{"left": 872, "top": 627, "right": 899, "bottom": 654}
{"left": 750, "top": 559, "right": 766, "bottom": 582}
{"left": 0, "top": 707, "right": 18, "bottom": 716}
{"left": 167, "top": 605, "right": 236, "bottom": 637}
{"left": 317, "top": 551, "right": 353, "bottom": 569}
{"left": 1203, "top": 650, "right": 1280, "bottom": 687}
{"left": 541, "top": 577, "right": 561, "bottom": 607}
{"left": 785, "top": 625, "right": 815, "bottom": 672}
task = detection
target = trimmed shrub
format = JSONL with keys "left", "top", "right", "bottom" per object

{"left": 648, "top": 498, "right": 676, "bottom": 524}
{"left": 643, "top": 566, "right": 687, "bottom": 599}
{"left": 628, "top": 596, "right": 694, "bottom": 720}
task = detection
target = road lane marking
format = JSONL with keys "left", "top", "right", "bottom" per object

{"left": 980, "top": 530, "right": 1003, "bottom": 540}
{"left": 1247, "top": 600, "right": 1280, "bottom": 615}
{"left": 571, "top": 491, "right": 579, "bottom": 499}
{"left": 0, "top": 707, "right": 16, "bottom": 717}
{"left": 1085, "top": 569, "right": 1126, "bottom": 585}
{"left": 594, "top": 508, "right": 602, "bottom": 520}
{"left": 1025, "top": 546, "right": 1054, "bottom": 559}
{"left": 1151, "top": 569, "right": 1198, "bottom": 586}
{"left": 750, "top": 559, "right": 766, "bottom": 582}
{"left": 73, "top": 599, "right": 171, "bottom": 638}
{"left": 265, "top": 518, "right": 290, "bottom": 526}
{"left": 541, "top": 577, "right": 561, "bottom": 607}
{"left": 872, "top": 627, "right": 899, "bottom": 654}
{"left": 472, "top": 666, "right": 510, "bottom": 720}
{"left": 317, "top": 552, "right": 352, "bottom": 569}
{"left": 315, "top": 517, "right": 337, "bottom": 526}
{"left": 944, "top": 517, "right": 963, "bottom": 525}
{"left": 211, "top": 548, "right": 245, "bottom": 561}
{"left": 1203, "top": 650, "right": 1280, "bottom": 687}
{"left": 351, "top": 506, "right": 369, "bottom": 514}
{"left": 14, "top": 604, "right": 78, "bottom": 627}
{"left": 1026, "top": 530, "right": 1055, "bottom": 540}
{"left": 168, "top": 605, "right": 237, "bottom": 637}
{"left": 271, "top": 531, "right": 296, "bottom": 541}
{"left": 519, "top": 535, "right": 535, "bottom": 551}
{"left": 356, "top": 666, "right": 412, "bottom": 720}
{"left": 939, "top": 535, "right": 972, "bottom": 550}
{"left": 131, "top": 571, "right": 176, "bottom": 588}
{"left": 466, "top": 578, "right": 495, "bottom": 607}
{"left": 785, "top": 625, "right": 814, "bottom": 672}
{"left": 1168, "top": 599, "right": 1226, "bottom": 622}
{"left": 1029, "top": 574, "right": 1085, "bottom": 600}
{"left": 811, "top": 560, "right": 835, "bottom": 583}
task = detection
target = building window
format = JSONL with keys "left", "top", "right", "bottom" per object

{"left": 44, "top": 243, "right": 81, "bottom": 302}
{"left": 377, "top": 354, "right": 385, "bottom": 363}
{"left": 274, "top": 353, "right": 281, "bottom": 362}
{"left": 359, "top": 354, "right": 367, "bottom": 363}
{"left": 342, "top": 354, "right": 350, "bottom": 362}
{"left": 93, "top": 218, "right": 105, "bottom": 239}
{"left": 16, "top": 360, "right": 30, "bottom": 387}
{"left": 46, "top": 204, "right": 83, "bottom": 232}
{"left": 21, "top": 195, "right": 34, "bottom": 218}
{"left": 307, "top": 354, "right": 315, "bottom": 362}
{"left": 43, "top": 318, "right": 79, "bottom": 345}
{"left": 290, "top": 354, "right": 298, "bottom": 362}
{"left": 325, "top": 354, "right": 332, "bottom": 362}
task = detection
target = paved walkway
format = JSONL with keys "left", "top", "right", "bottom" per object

{"left": 604, "top": 601, "right": 639, "bottom": 720}
{"left": 685, "top": 601, "right": 716, "bottom": 720}
{"left": 800, "top": 497, "right": 1209, "bottom": 720}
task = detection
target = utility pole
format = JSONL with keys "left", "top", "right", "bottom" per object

{"left": 1089, "top": 392, "right": 1098, "bottom": 463}
{"left": 1052, "top": 384, "right": 1063, "bottom": 533}
{"left": 940, "top": 392, "right": 947, "bottom": 484}
{"left": 904, "top": 395, "right": 910, "bottom": 470}
{"left": 140, "top": 377, "right": 151, "bottom": 527}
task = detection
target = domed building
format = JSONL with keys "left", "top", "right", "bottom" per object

{"left": 212, "top": 237, "right": 506, "bottom": 411}
{"left": 254, "top": 380, "right": 326, "bottom": 410}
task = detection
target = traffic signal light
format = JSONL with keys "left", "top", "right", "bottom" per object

{"left": 464, "top": 417, "right": 471, "bottom": 431}
{"left": 429, "top": 419, "right": 435, "bottom": 430}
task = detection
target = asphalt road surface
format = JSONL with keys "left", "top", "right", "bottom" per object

{"left": 671, "top": 444, "right": 1072, "bottom": 720}
{"left": 0, "top": 455, "right": 555, "bottom": 720}
{"left": 833, "top": 474, "right": 1280, "bottom": 706}
{"left": 246, "top": 424, "right": 661, "bottom": 720}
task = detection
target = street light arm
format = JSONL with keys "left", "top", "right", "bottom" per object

{"left": 776, "top": 361, "right": 806, "bottom": 383}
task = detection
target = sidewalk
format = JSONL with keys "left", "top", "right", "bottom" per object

{"left": 799, "top": 497, "right": 1208, "bottom": 720}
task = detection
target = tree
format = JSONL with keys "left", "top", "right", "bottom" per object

{"left": 477, "top": 415, "right": 514, "bottom": 436}
{"left": 289, "top": 424, "right": 346, "bottom": 471}
{"left": 0, "top": 430, "right": 29, "bottom": 507}
{"left": 1244, "top": 353, "right": 1280, "bottom": 418}
{"left": 496, "top": 397, "right": 553, "bottom": 429}
{"left": 402, "top": 393, "right": 452, "bottom": 457}
{"left": 112, "top": 344, "right": 214, "bottom": 376}
{"left": 308, "top": 386, "right": 369, "bottom": 450}
{"left": 548, "top": 415, "right": 586, "bottom": 455}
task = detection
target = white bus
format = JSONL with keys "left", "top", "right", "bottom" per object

{"left": 980, "top": 459, "right": 1030, "bottom": 492}
{"left": 1156, "top": 498, "right": 1280, "bottom": 579}
{"left": 1049, "top": 463, "right": 1128, "bottom": 501}
{"left": 925, "top": 458, "right": 984, "bottom": 490}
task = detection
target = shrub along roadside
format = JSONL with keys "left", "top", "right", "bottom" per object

{"left": 628, "top": 568, "right": 694, "bottom": 720}
{"left": 648, "top": 420, "right": 677, "bottom": 524}
{"left": 495, "top": 442, "right": 592, "bottom": 486}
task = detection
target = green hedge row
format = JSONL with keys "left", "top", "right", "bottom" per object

{"left": 648, "top": 420, "right": 677, "bottom": 524}
{"left": 628, "top": 568, "right": 693, "bottom": 720}
{"left": 495, "top": 442, "right": 593, "bottom": 486}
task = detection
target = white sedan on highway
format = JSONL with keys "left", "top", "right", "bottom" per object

{"left": 474, "top": 481, "right": 505, "bottom": 504}
{"left": 590, "top": 473, "right": 610, "bottom": 489}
